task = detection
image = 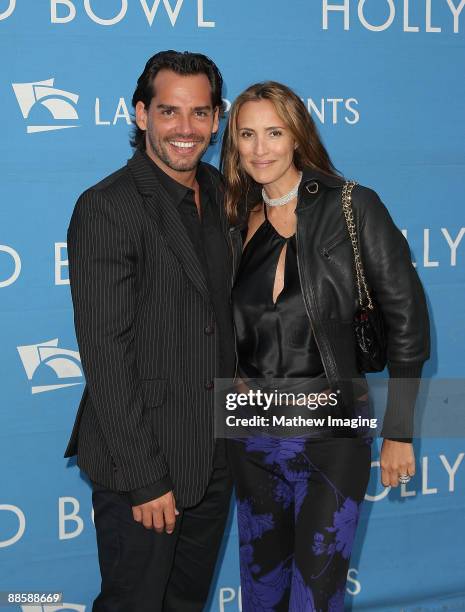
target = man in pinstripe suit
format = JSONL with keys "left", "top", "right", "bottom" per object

{"left": 65, "top": 51, "right": 235, "bottom": 611}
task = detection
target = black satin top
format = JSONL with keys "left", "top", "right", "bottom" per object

{"left": 232, "top": 206, "right": 325, "bottom": 385}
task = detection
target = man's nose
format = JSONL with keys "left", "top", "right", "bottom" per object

{"left": 178, "top": 113, "right": 194, "bottom": 135}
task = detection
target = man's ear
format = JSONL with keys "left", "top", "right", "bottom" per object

{"left": 212, "top": 107, "right": 220, "bottom": 135}
{"left": 135, "top": 101, "right": 148, "bottom": 131}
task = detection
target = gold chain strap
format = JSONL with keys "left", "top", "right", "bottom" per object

{"left": 341, "top": 180, "right": 374, "bottom": 310}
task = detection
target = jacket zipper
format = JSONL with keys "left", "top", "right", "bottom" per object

{"left": 295, "top": 220, "right": 339, "bottom": 390}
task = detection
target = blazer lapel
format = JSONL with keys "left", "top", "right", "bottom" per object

{"left": 127, "top": 151, "right": 210, "bottom": 303}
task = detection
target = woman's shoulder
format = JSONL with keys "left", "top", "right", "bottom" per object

{"left": 347, "top": 182, "right": 399, "bottom": 232}
{"left": 313, "top": 170, "right": 386, "bottom": 218}
{"left": 346, "top": 181, "right": 388, "bottom": 218}
{"left": 351, "top": 181, "right": 381, "bottom": 201}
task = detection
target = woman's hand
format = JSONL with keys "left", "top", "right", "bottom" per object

{"left": 380, "top": 439, "right": 415, "bottom": 487}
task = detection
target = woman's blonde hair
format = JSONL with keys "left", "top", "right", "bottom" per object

{"left": 220, "top": 81, "right": 340, "bottom": 224}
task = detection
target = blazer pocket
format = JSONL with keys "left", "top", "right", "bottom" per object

{"left": 140, "top": 379, "right": 167, "bottom": 407}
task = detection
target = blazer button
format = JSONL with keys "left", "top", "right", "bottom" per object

{"left": 205, "top": 380, "right": 214, "bottom": 390}
{"left": 204, "top": 324, "right": 215, "bottom": 335}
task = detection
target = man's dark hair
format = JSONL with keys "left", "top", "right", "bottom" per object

{"left": 130, "top": 50, "right": 225, "bottom": 151}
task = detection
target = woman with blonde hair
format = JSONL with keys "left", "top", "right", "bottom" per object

{"left": 221, "top": 81, "right": 430, "bottom": 610}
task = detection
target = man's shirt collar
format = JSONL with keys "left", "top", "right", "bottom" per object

{"left": 142, "top": 151, "right": 213, "bottom": 207}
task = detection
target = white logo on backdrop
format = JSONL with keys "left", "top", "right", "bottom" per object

{"left": 11, "top": 86, "right": 228, "bottom": 133}
{"left": 305, "top": 97, "right": 359, "bottom": 124}
{"left": 322, "top": 0, "right": 464, "bottom": 34}
{"left": 58, "top": 496, "right": 95, "bottom": 541}
{"left": 0, "top": 504, "right": 26, "bottom": 548}
{"left": 50, "top": 0, "right": 215, "bottom": 27}
{"left": 21, "top": 605, "right": 86, "bottom": 612}
{"left": 0, "top": 0, "right": 15, "bottom": 20}
{"left": 17, "top": 339, "right": 83, "bottom": 394}
{"left": 11, "top": 87, "right": 362, "bottom": 133}
{"left": 0, "top": 244, "right": 21, "bottom": 287}
{"left": 218, "top": 568, "right": 360, "bottom": 609}
{"left": 12, "top": 79, "right": 79, "bottom": 134}
{"left": 1, "top": 0, "right": 215, "bottom": 26}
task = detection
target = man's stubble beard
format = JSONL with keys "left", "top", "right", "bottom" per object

{"left": 147, "top": 131, "right": 210, "bottom": 173}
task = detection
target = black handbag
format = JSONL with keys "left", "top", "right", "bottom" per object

{"left": 342, "top": 181, "right": 387, "bottom": 373}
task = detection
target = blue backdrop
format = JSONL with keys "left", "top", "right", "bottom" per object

{"left": 1, "top": 1, "right": 465, "bottom": 610}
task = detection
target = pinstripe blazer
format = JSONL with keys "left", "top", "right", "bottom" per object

{"left": 64, "top": 150, "right": 233, "bottom": 508}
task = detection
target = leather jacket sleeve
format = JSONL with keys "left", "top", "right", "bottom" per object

{"left": 353, "top": 186, "right": 430, "bottom": 441}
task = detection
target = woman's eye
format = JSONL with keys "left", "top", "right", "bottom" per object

{"left": 240, "top": 131, "right": 253, "bottom": 138}
{"left": 270, "top": 130, "right": 282, "bottom": 137}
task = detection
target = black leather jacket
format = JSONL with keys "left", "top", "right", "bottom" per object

{"left": 229, "top": 167, "right": 430, "bottom": 440}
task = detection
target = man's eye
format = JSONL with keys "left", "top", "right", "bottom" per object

{"left": 162, "top": 109, "right": 174, "bottom": 116}
{"left": 195, "top": 111, "right": 208, "bottom": 117}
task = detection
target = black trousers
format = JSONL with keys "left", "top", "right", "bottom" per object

{"left": 91, "top": 442, "right": 233, "bottom": 612}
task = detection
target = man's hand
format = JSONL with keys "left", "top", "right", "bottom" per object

{"left": 380, "top": 439, "right": 415, "bottom": 487}
{"left": 132, "top": 491, "right": 179, "bottom": 534}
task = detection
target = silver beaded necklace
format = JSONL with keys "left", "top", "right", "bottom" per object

{"left": 262, "top": 172, "right": 303, "bottom": 207}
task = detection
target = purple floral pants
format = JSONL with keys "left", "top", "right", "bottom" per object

{"left": 227, "top": 434, "right": 372, "bottom": 611}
